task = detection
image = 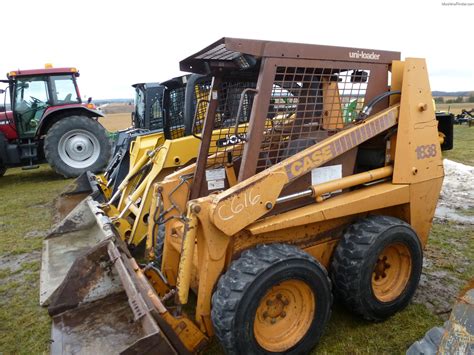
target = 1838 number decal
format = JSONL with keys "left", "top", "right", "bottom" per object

{"left": 415, "top": 144, "right": 437, "bottom": 160}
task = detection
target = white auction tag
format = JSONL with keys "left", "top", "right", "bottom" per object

{"left": 311, "top": 165, "right": 342, "bottom": 190}
{"left": 206, "top": 168, "right": 225, "bottom": 181}
{"left": 208, "top": 179, "right": 225, "bottom": 190}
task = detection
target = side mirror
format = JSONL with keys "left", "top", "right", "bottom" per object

{"left": 0, "top": 89, "right": 4, "bottom": 94}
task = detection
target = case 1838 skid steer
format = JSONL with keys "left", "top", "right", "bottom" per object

{"left": 44, "top": 38, "right": 453, "bottom": 354}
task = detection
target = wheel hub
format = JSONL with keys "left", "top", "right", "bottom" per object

{"left": 58, "top": 129, "right": 100, "bottom": 169}
{"left": 253, "top": 280, "right": 316, "bottom": 352}
{"left": 374, "top": 256, "right": 391, "bottom": 280}
{"left": 372, "top": 242, "right": 412, "bottom": 302}
{"left": 262, "top": 293, "right": 289, "bottom": 322}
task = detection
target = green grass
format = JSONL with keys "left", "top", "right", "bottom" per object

{"left": 0, "top": 165, "right": 71, "bottom": 354}
{"left": 428, "top": 222, "right": 474, "bottom": 282}
{"left": 0, "top": 165, "right": 71, "bottom": 255}
{"left": 443, "top": 125, "right": 474, "bottom": 165}
{"left": 316, "top": 303, "right": 440, "bottom": 354}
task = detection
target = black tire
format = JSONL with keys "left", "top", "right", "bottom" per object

{"left": 211, "top": 243, "right": 332, "bottom": 355}
{"left": 331, "top": 215, "right": 423, "bottom": 321}
{"left": 44, "top": 116, "right": 111, "bottom": 178}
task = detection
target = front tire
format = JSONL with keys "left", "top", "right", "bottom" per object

{"left": 331, "top": 215, "right": 423, "bottom": 321}
{"left": 44, "top": 116, "right": 111, "bottom": 178}
{"left": 211, "top": 244, "right": 332, "bottom": 354}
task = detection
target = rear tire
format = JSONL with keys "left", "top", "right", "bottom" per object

{"left": 211, "top": 243, "right": 332, "bottom": 354}
{"left": 331, "top": 215, "right": 422, "bottom": 321}
{"left": 44, "top": 116, "right": 111, "bottom": 178}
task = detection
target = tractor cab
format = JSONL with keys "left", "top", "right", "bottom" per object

{"left": 5, "top": 67, "right": 82, "bottom": 138}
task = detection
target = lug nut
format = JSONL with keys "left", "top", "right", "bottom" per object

{"left": 271, "top": 318, "right": 277, "bottom": 324}
{"left": 283, "top": 299, "right": 289, "bottom": 305}
{"left": 276, "top": 293, "right": 282, "bottom": 300}
{"left": 266, "top": 299, "right": 273, "bottom": 306}
{"left": 280, "top": 311, "right": 286, "bottom": 318}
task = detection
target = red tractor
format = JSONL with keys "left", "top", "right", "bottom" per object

{"left": 0, "top": 65, "right": 111, "bottom": 177}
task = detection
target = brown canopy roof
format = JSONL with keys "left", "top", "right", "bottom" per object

{"left": 180, "top": 37, "right": 400, "bottom": 74}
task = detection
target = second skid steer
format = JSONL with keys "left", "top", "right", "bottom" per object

{"left": 40, "top": 69, "right": 260, "bottom": 306}
{"left": 43, "top": 38, "right": 453, "bottom": 354}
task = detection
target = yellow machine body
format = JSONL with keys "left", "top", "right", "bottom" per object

{"left": 44, "top": 38, "right": 451, "bottom": 355}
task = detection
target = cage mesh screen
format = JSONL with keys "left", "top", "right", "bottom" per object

{"left": 204, "top": 81, "right": 257, "bottom": 167}
{"left": 167, "top": 86, "right": 186, "bottom": 139}
{"left": 256, "top": 67, "right": 370, "bottom": 171}
{"left": 191, "top": 80, "right": 213, "bottom": 134}
{"left": 149, "top": 91, "right": 164, "bottom": 131}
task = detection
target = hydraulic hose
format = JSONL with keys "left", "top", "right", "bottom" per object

{"left": 356, "top": 90, "right": 401, "bottom": 121}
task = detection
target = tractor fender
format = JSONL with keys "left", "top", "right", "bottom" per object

{"left": 36, "top": 106, "right": 104, "bottom": 138}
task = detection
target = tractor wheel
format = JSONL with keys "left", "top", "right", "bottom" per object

{"left": 331, "top": 215, "right": 422, "bottom": 321}
{"left": 211, "top": 243, "right": 332, "bottom": 354}
{"left": 44, "top": 116, "right": 111, "bottom": 178}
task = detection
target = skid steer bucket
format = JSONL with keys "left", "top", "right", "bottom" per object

{"left": 46, "top": 202, "right": 200, "bottom": 354}
{"left": 40, "top": 197, "right": 111, "bottom": 306}
{"left": 53, "top": 172, "right": 103, "bottom": 222}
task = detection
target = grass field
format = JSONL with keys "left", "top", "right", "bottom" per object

{"left": 436, "top": 102, "right": 474, "bottom": 115}
{"left": 99, "top": 112, "right": 133, "bottom": 132}
{"left": 0, "top": 126, "right": 472, "bottom": 353}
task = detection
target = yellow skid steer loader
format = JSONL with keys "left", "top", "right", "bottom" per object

{"left": 40, "top": 70, "right": 259, "bottom": 306}
{"left": 44, "top": 38, "right": 453, "bottom": 354}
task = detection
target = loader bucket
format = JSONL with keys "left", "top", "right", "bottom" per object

{"left": 45, "top": 212, "right": 193, "bottom": 354}
{"left": 54, "top": 172, "right": 105, "bottom": 222}
{"left": 40, "top": 197, "right": 110, "bottom": 306}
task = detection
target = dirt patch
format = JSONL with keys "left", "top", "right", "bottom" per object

{"left": 414, "top": 239, "right": 471, "bottom": 319}
{"left": 0, "top": 251, "right": 41, "bottom": 273}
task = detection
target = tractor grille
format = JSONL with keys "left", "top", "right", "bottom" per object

{"left": 256, "top": 67, "right": 370, "bottom": 171}
{"left": 205, "top": 80, "right": 257, "bottom": 167}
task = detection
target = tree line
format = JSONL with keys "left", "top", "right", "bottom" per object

{"left": 434, "top": 94, "right": 474, "bottom": 104}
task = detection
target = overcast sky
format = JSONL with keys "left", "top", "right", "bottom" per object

{"left": 2, "top": 0, "right": 473, "bottom": 99}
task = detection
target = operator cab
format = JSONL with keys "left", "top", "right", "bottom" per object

{"left": 7, "top": 67, "right": 81, "bottom": 138}
{"left": 132, "top": 82, "right": 165, "bottom": 131}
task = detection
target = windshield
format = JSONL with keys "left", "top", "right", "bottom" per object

{"left": 14, "top": 76, "right": 49, "bottom": 109}
{"left": 13, "top": 76, "right": 50, "bottom": 136}
{"left": 134, "top": 87, "right": 146, "bottom": 126}
{"left": 51, "top": 75, "right": 80, "bottom": 104}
